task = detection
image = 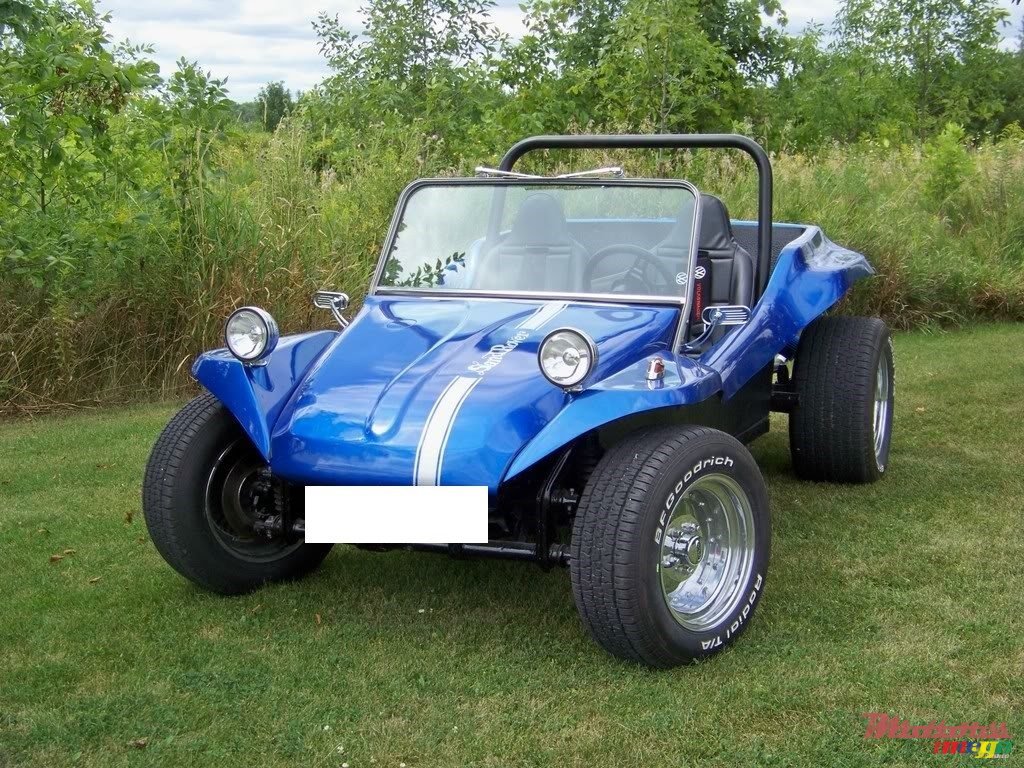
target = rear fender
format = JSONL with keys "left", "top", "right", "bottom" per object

{"left": 191, "top": 330, "right": 339, "bottom": 461}
{"left": 701, "top": 226, "right": 873, "bottom": 398}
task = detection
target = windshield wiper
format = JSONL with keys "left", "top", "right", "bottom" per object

{"left": 473, "top": 166, "right": 625, "bottom": 179}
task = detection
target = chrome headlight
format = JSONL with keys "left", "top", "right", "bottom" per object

{"left": 539, "top": 328, "right": 596, "bottom": 389}
{"left": 224, "top": 307, "right": 279, "bottom": 363}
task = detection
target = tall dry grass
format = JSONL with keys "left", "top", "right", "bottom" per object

{"left": 2, "top": 124, "right": 1023, "bottom": 413}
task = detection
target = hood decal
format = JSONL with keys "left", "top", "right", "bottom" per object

{"left": 413, "top": 302, "right": 567, "bottom": 485}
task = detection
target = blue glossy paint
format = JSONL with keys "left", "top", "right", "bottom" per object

{"left": 267, "top": 296, "right": 679, "bottom": 491}
{"left": 191, "top": 222, "right": 871, "bottom": 495}
{"left": 504, "top": 353, "right": 722, "bottom": 480}
{"left": 700, "top": 225, "right": 873, "bottom": 398}
{"left": 192, "top": 330, "right": 338, "bottom": 460}
{"left": 506, "top": 226, "right": 873, "bottom": 478}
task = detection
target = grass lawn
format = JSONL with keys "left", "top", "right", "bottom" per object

{"left": 1, "top": 324, "right": 1022, "bottom": 767}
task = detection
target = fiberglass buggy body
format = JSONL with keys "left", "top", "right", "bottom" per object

{"left": 143, "top": 134, "right": 894, "bottom": 668}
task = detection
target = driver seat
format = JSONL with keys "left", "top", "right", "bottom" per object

{"left": 654, "top": 194, "right": 754, "bottom": 310}
{"left": 472, "top": 193, "right": 587, "bottom": 292}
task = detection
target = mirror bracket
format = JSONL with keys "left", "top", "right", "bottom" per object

{"left": 313, "top": 291, "right": 351, "bottom": 328}
{"left": 682, "top": 305, "right": 751, "bottom": 352}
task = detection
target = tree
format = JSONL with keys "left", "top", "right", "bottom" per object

{"left": 764, "top": 0, "right": 1011, "bottom": 147}
{"left": 309, "top": 0, "right": 506, "bottom": 164}
{"left": 0, "top": 0, "right": 157, "bottom": 214}
{"left": 256, "top": 81, "right": 292, "bottom": 131}
{"left": 696, "top": 0, "right": 788, "bottom": 83}
{"left": 872, "top": 0, "right": 1008, "bottom": 137}
{"left": 597, "top": 0, "right": 733, "bottom": 133}
{"left": 991, "top": 17, "right": 1024, "bottom": 131}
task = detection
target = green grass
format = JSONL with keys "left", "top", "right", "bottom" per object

{"left": 1, "top": 324, "right": 1022, "bottom": 767}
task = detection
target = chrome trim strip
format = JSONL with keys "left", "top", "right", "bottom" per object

{"left": 673, "top": 190, "right": 702, "bottom": 352}
{"left": 375, "top": 287, "right": 686, "bottom": 307}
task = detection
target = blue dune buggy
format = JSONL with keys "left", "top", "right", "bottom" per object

{"left": 143, "top": 135, "right": 894, "bottom": 667}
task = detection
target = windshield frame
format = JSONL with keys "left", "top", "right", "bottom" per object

{"left": 369, "top": 177, "right": 703, "bottom": 308}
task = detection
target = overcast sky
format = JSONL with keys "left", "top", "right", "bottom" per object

{"left": 100, "top": 0, "right": 1024, "bottom": 101}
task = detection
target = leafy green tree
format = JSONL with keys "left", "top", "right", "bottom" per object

{"left": 871, "top": 0, "right": 1008, "bottom": 137}
{"left": 995, "top": 18, "right": 1024, "bottom": 131}
{"left": 493, "top": 0, "right": 623, "bottom": 132}
{"left": 309, "top": 0, "right": 505, "bottom": 165}
{"left": 155, "top": 59, "right": 233, "bottom": 221}
{"left": 497, "top": 0, "right": 788, "bottom": 139}
{"left": 256, "top": 81, "right": 292, "bottom": 131}
{"left": 0, "top": 0, "right": 157, "bottom": 214}
{"left": 697, "top": 0, "right": 788, "bottom": 82}
{"left": 764, "top": 0, "right": 1010, "bottom": 148}
{"left": 597, "top": 0, "right": 733, "bottom": 133}
{"left": 0, "top": 0, "right": 158, "bottom": 294}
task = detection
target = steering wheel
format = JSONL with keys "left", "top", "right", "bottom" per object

{"left": 584, "top": 244, "right": 678, "bottom": 295}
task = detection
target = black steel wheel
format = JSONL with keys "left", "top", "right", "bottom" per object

{"left": 570, "top": 426, "right": 771, "bottom": 668}
{"left": 143, "top": 393, "right": 332, "bottom": 594}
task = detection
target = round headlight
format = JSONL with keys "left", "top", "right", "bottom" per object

{"left": 539, "top": 328, "right": 597, "bottom": 389}
{"left": 224, "top": 307, "right": 279, "bottom": 363}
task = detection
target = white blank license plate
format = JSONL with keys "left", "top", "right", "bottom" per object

{"left": 304, "top": 486, "right": 488, "bottom": 544}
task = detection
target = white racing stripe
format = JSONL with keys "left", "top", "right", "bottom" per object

{"left": 414, "top": 375, "right": 480, "bottom": 485}
{"left": 517, "top": 301, "right": 567, "bottom": 331}
{"left": 413, "top": 301, "right": 567, "bottom": 485}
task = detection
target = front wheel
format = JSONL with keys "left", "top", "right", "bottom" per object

{"left": 142, "top": 393, "right": 332, "bottom": 594}
{"left": 570, "top": 426, "right": 771, "bottom": 668}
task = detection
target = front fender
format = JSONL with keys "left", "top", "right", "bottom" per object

{"left": 504, "top": 355, "right": 721, "bottom": 481}
{"left": 191, "top": 330, "right": 339, "bottom": 460}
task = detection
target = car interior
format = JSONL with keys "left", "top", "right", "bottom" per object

{"left": 469, "top": 189, "right": 791, "bottom": 315}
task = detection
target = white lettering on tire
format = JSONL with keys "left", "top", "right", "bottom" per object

{"left": 700, "top": 572, "right": 764, "bottom": 649}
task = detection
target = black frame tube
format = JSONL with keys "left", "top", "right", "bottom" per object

{"left": 409, "top": 542, "right": 571, "bottom": 566}
{"left": 498, "top": 134, "right": 774, "bottom": 301}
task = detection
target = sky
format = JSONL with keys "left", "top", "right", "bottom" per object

{"left": 100, "top": 0, "right": 1024, "bottom": 101}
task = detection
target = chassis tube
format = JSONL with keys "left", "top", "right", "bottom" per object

{"left": 407, "top": 541, "right": 571, "bottom": 566}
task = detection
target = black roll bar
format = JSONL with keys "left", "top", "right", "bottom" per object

{"left": 498, "top": 134, "right": 774, "bottom": 302}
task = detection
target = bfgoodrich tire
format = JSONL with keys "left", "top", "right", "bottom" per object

{"left": 789, "top": 316, "right": 894, "bottom": 483}
{"left": 142, "top": 393, "right": 332, "bottom": 595}
{"left": 570, "top": 426, "right": 770, "bottom": 668}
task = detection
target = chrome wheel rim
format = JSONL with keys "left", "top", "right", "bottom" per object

{"left": 873, "top": 355, "right": 891, "bottom": 470}
{"left": 659, "top": 474, "right": 755, "bottom": 631}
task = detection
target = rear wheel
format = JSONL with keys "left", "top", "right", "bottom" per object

{"left": 789, "top": 316, "right": 894, "bottom": 483}
{"left": 143, "top": 393, "right": 332, "bottom": 594}
{"left": 570, "top": 426, "right": 770, "bottom": 668}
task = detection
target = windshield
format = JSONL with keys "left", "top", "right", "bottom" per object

{"left": 376, "top": 181, "right": 698, "bottom": 302}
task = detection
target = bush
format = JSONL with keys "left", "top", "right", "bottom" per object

{"left": 3, "top": 126, "right": 1024, "bottom": 413}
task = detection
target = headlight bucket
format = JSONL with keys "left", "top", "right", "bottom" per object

{"left": 538, "top": 328, "right": 597, "bottom": 389}
{"left": 224, "top": 306, "right": 279, "bottom": 364}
